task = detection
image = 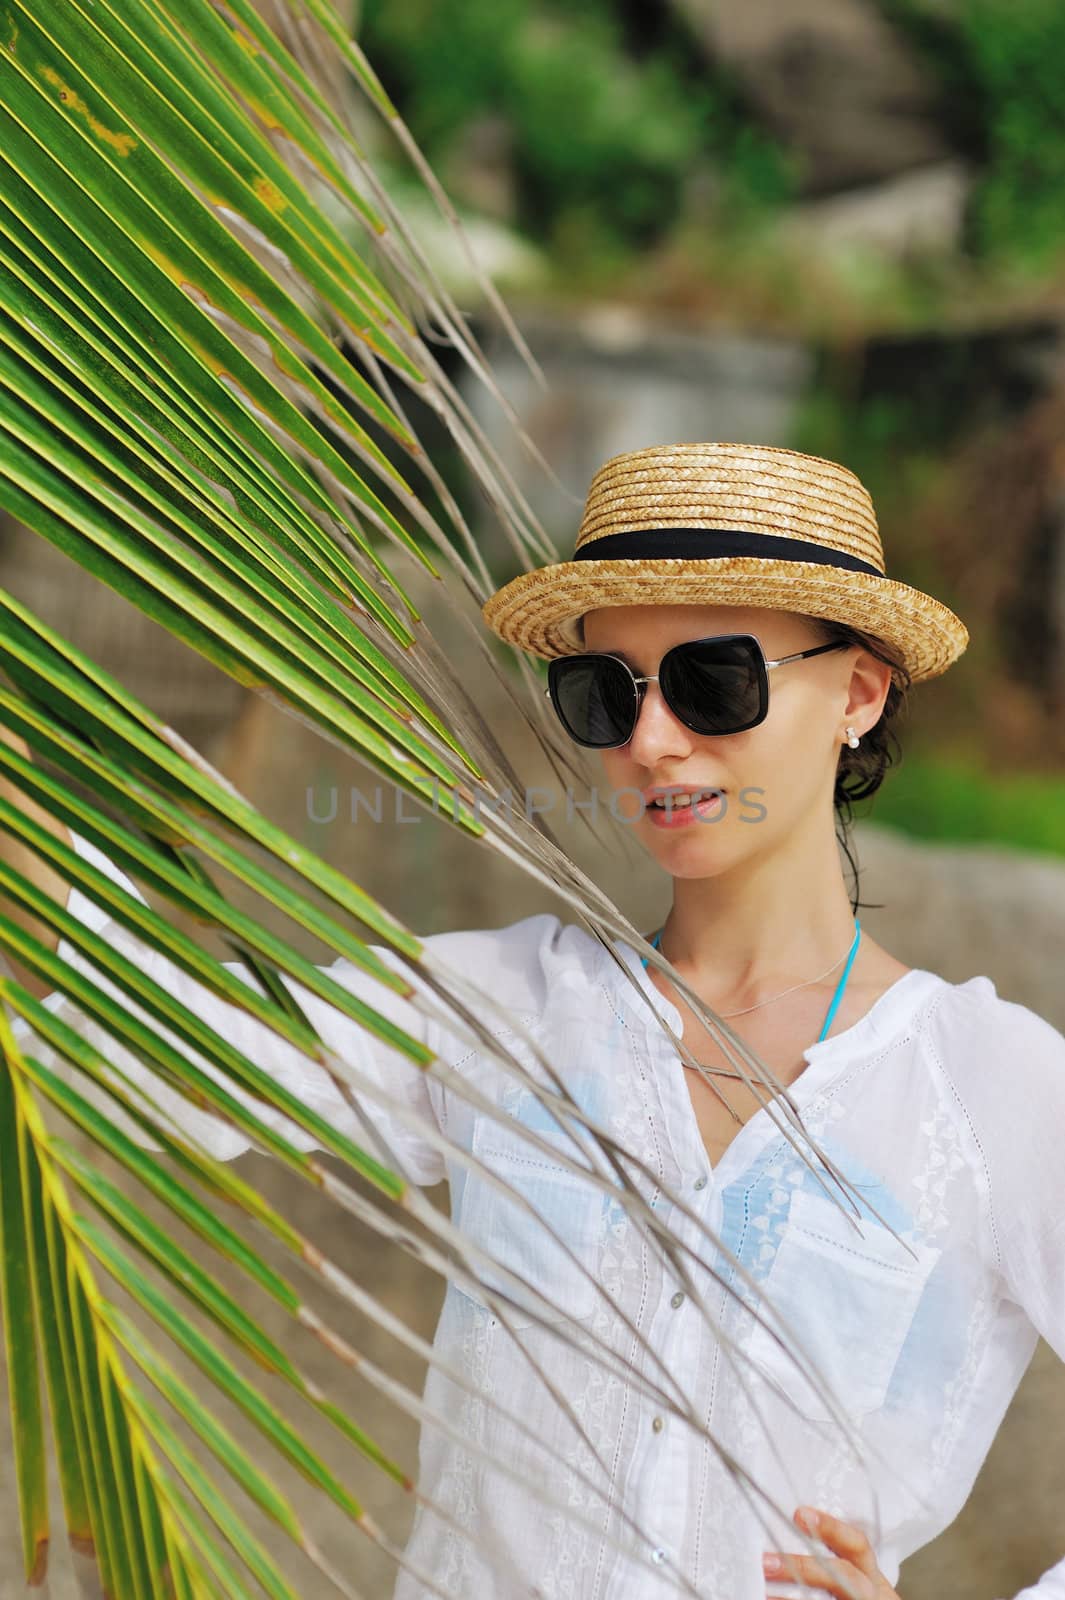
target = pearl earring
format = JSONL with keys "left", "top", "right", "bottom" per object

{"left": 845, "top": 726, "right": 861, "bottom": 749}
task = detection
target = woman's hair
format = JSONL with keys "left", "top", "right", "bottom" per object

{"left": 573, "top": 609, "right": 912, "bottom": 913}
{"left": 798, "top": 614, "right": 912, "bottom": 914}
{"left": 798, "top": 614, "right": 912, "bottom": 813}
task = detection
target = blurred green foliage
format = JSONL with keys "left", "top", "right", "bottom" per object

{"left": 882, "top": 0, "right": 1065, "bottom": 271}
{"left": 356, "top": 0, "right": 795, "bottom": 261}
{"left": 357, "top": 0, "right": 1065, "bottom": 320}
{"left": 792, "top": 388, "right": 941, "bottom": 518}
{"left": 858, "top": 753, "right": 1065, "bottom": 860}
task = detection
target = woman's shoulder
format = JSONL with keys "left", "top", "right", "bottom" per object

{"left": 922, "top": 967, "right": 1064, "bottom": 1042}
{"left": 920, "top": 968, "right": 1065, "bottom": 1101}
{"left": 410, "top": 911, "right": 609, "bottom": 1017}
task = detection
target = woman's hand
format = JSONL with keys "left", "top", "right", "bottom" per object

{"left": 763, "top": 1506, "right": 900, "bottom": 1599}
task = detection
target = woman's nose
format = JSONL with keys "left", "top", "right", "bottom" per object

{"left": 625, "top": 682, "right": 696, "bottom": 763}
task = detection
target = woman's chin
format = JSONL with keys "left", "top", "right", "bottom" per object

{"left": 640, "top": 818, "right": 736, "bottom": 875}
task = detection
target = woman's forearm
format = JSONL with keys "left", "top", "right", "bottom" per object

{"left": 0, "top": 725, "right": 75, "bottom": 1000}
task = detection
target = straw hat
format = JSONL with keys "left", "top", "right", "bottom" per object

{"left": 481, "top": 442, "right": 968, "bottom": 684}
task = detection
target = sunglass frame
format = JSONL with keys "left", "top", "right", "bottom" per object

{"left": 544, "top": 632, "right": 850, "bottom": 749}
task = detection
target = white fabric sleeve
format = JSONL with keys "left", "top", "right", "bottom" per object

{"left": 5, "top": 829, "right": 448, "bottom": 1186}
{"left": 1005, "top": 1561, "right": 1065, "bottom": 1600}
{"left": 959, "top": 992, "right": 1065, "bottom": 1600}
{"left": 975, "top": 997, "right": 1065, "bottom": 1361}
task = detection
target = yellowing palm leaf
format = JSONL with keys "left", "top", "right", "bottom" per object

{"left": 0, "top": 3, "right": 880, "bottom": 1594}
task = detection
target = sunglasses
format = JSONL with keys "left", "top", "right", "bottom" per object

{"left": 545, "top": 632, "right": 850, "bottom": 749}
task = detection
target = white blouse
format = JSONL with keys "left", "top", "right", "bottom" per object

{"left": 15, "top": 829, "right": 1065, "bottom": 1600}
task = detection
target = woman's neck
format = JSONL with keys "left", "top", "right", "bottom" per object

{"left": 660, "top": 839, "right": 858, "bottom": 1004}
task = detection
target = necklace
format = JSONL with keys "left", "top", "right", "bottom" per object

{"left": 653, "top": 923, "right": 861, "bottom": 1081}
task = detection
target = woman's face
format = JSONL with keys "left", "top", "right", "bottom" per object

{"left": 579, "top": 603, "right": 887, "bottom": 881}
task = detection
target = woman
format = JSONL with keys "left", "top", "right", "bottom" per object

{"left": 13, "top": 443, "right": 1065, "bottom": 1600}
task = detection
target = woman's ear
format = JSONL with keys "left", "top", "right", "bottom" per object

{"left": 845, "top": 649, "right": 893, "bottom": 731}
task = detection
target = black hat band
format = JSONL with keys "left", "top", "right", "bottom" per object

{"left": 572, "top": 526, "right": 884, "bottom": 577}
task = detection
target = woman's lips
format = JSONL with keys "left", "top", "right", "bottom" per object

{"left": 646, "top": 791, "right": 724, "bottom": 828}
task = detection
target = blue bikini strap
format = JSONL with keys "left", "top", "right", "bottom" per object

{"left": 816, "top": 918, "right": 862, "bottom": 1042}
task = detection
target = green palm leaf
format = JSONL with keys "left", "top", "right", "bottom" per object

{"left": 0, "top": 2, "right": 875, "bottom": 1593}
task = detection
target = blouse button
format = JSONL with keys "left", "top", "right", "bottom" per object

{"left": 651, "top": 1415, "right": 664, "bottom": 1433}
{"left": 693, "top": 1175, "right": 708, "bottom": 1190}
{"left": 651, "top": 1546, "right": 668, "bottom": 1565}
{"left": 670, "top": 1290, "right": 685, "bottom": 1309}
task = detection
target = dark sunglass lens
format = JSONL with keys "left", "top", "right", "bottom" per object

{"left": 662, "top": 638, "right": 763, "bottom": 735}
{"left": 549, "top": 657, "right": 638, "bottom": 747}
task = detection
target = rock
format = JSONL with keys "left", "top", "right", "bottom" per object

{"left": 777, "top": 158, "right": 973, "bottom": 262}
{"left": 462, "top": 309, "right": 813, "bottom": 564}
{"left": 445, "top": 112, "right": 518, "bottom": 223}
{"left": 851, "top": 821, "right": 1065, "bottom": 1028}
{"left": 670, "top": 0, "right": 953, "bottom": 193}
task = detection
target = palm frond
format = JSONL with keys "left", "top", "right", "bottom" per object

{"left": 0, "top": 1, "right": 876, "bottom": 1592}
